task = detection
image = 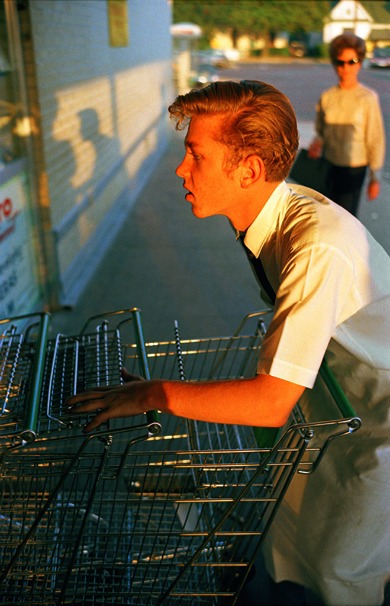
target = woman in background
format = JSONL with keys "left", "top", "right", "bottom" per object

{"left": 309, "top": 33, "right": 385, "bottom": 216}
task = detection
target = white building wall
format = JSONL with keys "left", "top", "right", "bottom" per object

{"left": 27, "top": 0, "right": 173, "bottom": 304}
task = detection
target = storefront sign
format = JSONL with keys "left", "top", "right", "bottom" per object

{"left": 0, "top": 171, "right": 41, "bottom": 318}
{"left": 107, "top": 0, "right": 129, "bottom": 47}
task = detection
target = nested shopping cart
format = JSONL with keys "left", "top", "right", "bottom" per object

{"left": 0, "top": 309, "right": 160, "bottom": 451}
{"left": 0, "top": 308, "right": 361, "bottom": 605}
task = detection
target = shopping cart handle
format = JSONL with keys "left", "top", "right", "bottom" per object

{"left": 131, "top": 309, "right": 161, "bottom": 436}
{"left": 252, "top": 358, "right": 358, "bottom": 449}
{"left": 252, "top": 426, "right": 280, "bottom": 448}
{"left": 319, "top": 357, "right": 358, "bottom": 419}
{"left": 22, "top": 312, "right": 51, "bottom": 442}
{"left": 146, "top": 410, "right": 161, "bottom": 435}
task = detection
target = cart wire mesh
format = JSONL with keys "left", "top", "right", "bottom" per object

{"left": 0, "top": 309, "right": 160, "bottom": 452}
{"left": 0, "top": 309, "right": 361, "bottom": 605}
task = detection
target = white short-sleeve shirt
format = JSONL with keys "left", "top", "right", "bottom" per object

{"left": 245, "top": 182, "right": 390, "bottom": 604}
{"left": 243, "top": 181, "right": 390, "bottom": 388}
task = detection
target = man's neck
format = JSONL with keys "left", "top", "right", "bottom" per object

{"left": 230, "top": 181, "right": 282, "bottom": 232}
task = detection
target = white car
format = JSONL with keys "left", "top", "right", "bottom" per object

{"left": 369, "top": 47, "right": 390, "bottom": 68}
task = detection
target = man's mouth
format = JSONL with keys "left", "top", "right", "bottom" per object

{"left": 184, "top": 186, "right": 194, "bottom": 200}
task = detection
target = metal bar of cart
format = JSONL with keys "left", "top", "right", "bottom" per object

{"left": 319, "top": 357, "right": 356, "bottom": 419}
{"left": 131, "top": 308, "right": 160, "bottom": 436}
{"left": 79, "top": 307, "right": 160, "bottom": 437}
{"left": 0, "top": 312, "right": 50, "bottom": 446}
{"left": 22, "top": 313, "right": 50, "bottom": 442}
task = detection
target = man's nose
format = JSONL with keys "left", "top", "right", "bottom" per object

{"left": 176, "top": 157, "right": 187, "bottom": 178}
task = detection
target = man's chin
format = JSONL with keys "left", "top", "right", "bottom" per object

{"left": 191, "top": 206, "right": 209, "bottom": 219}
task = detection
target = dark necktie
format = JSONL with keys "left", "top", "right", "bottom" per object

{"left": 238, "top": 235, "right": 280, "bottom": 447}
{"left": 239, "top": 236, "right": 276, "bottom": 304}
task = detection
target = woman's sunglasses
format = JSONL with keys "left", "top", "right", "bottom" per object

{"left": 334, "top": 58, "right": 360, "bottom": 66}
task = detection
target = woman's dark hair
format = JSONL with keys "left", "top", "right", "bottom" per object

{"left": 329, "top": 33, "right": 366, "bottom": 63}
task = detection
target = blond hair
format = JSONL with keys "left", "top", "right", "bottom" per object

{"left": 168, "top": 80, "right": 299, "bottom": 182}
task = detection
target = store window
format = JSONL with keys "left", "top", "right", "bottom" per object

{"left": 0, "top": 0, "right": 42, "bottom": 318}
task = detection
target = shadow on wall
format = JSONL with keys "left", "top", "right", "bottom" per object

{"left": 47, "top": 81, "right": 169, "bottom": 306}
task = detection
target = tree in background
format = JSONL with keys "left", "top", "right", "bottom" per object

{"left": 172, "top": 0, "right": 331, "bottom": 54}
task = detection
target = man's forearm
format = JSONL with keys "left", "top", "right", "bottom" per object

{"left": 68, "top": 372, "right": 305, "bottom": 433}
{"left": 161, "top": 374, "right": 305, "bottom": 427}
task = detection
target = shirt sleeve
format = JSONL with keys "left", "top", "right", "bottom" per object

{"left": 314, "top": 97, "right": 324, "bottom": 141}
{"left": 365, "top": 92, "right": 385, "bottom": 174}
{"left": 257, "top": 243, "right": 355, "bottom": 388}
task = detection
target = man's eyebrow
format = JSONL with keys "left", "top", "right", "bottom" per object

{"left": 184, "top": 139, "right": 197, "bottom": 149}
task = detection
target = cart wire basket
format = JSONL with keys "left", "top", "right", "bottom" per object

{"left": 0, "top": 309, "right": 361, "bottom": 605}
{"left": 0, "top": 309, "right": 161, "bottom": 452}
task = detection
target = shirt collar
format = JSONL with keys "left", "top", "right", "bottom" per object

{"left": 242, "top": 181, "right": 290, "bottom": 256}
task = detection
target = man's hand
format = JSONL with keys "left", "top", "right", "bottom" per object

{"left": 66, "top": 375, "right": 165, "bottom": 433}
{"left": 120, "top": 367, "right": 144, "bottom": 383}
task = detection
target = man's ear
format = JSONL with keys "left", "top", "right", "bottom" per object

{"left": 240, "top": 154, "right": 266, "bottom": 188}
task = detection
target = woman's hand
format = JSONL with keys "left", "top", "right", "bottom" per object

{"left": 367, "top": 180, "right": 380, "bottom": 201}
{"left": 308, "top": 138, "right": 323, "bottom": 159}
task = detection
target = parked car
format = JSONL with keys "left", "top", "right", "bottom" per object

{"left": 289, "top": 41, "right": 306, "bottom": 58}
{"left": 193, "top": 49, "right": 238, "bottom": 69}
{"left": 189, "top": 63, "right": 219, "bottom": 89}
{"left": 369, "top": 47, "right": 390, "bottom": 68}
